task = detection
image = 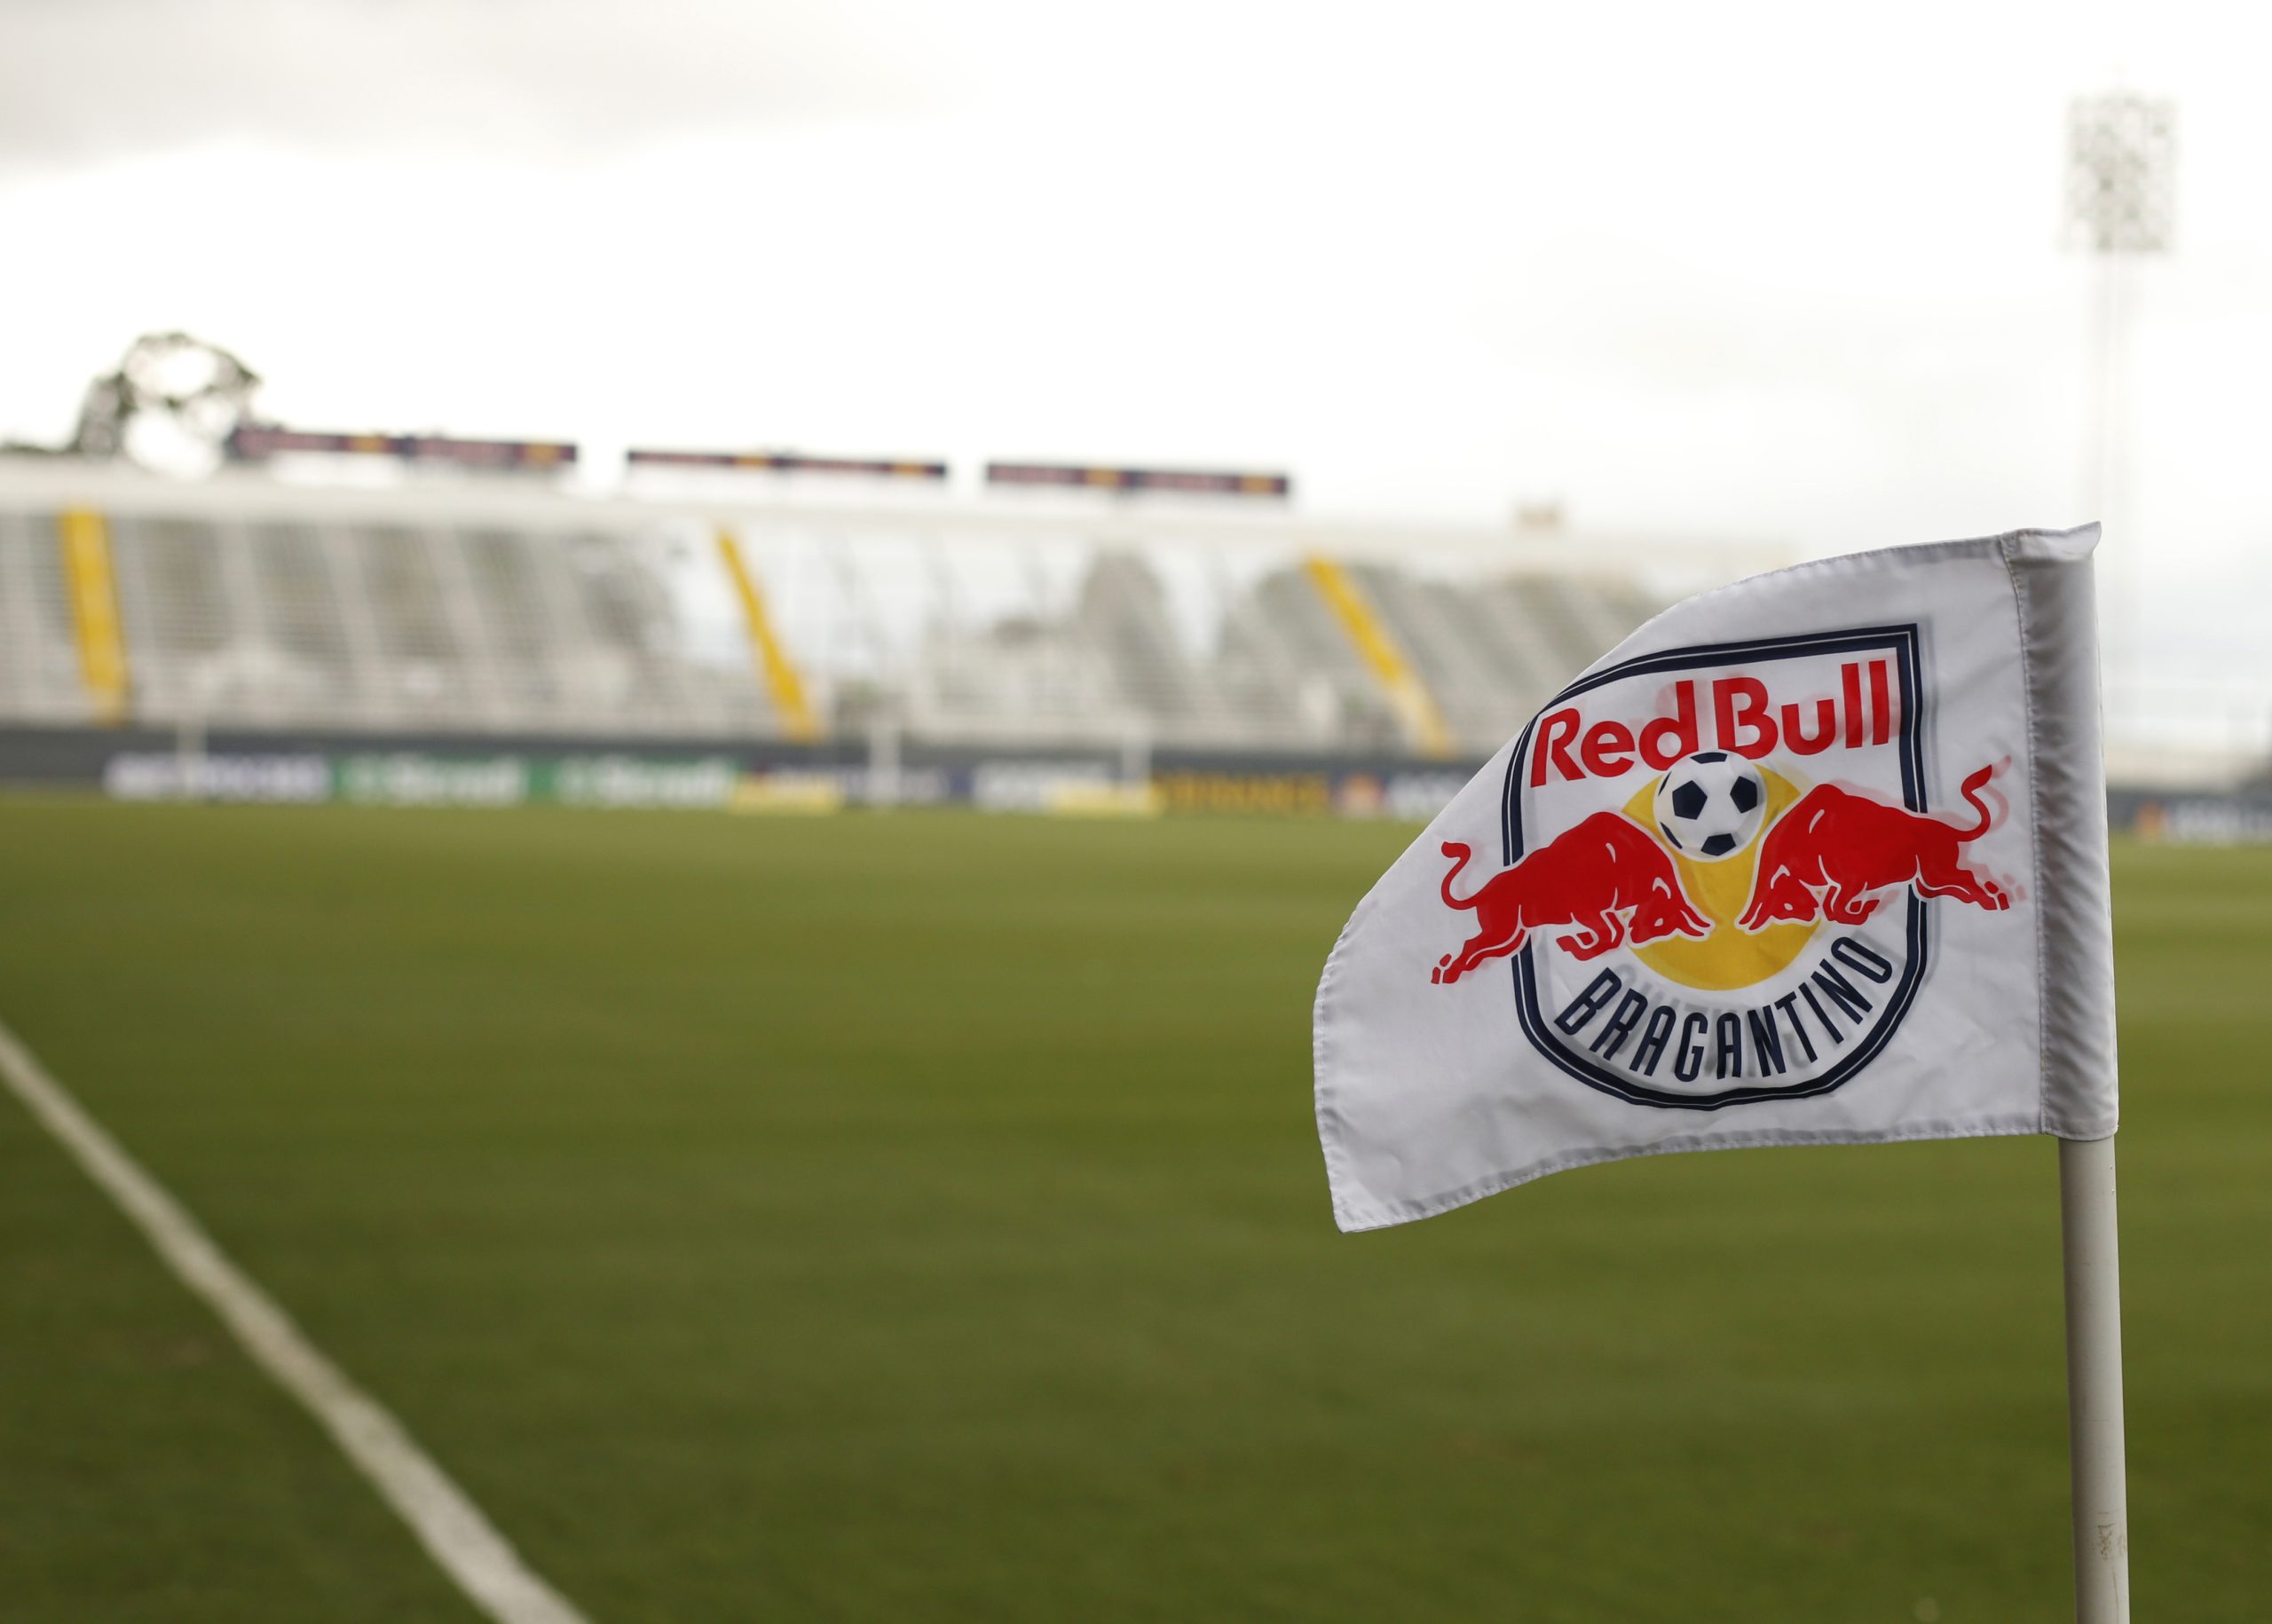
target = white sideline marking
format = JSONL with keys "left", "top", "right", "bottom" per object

{"left": 0, "top": 1016, "right": 590, "bottom": 1624}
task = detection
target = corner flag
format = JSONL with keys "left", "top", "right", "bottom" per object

{"left": 1312, "top": 525, "right": 2127, "bottom": 1620}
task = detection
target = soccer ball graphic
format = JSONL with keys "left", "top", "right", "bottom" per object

{"left": 1653, "top": 751, "right": 1767, "bottom": 860}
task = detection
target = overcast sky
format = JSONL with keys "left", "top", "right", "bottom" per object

{"left": 3, "top": 0, "right": 2268, "bottom": 731}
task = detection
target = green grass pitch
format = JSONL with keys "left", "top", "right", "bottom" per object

{"left": 0, "top": 801, "right": 2266, "bottom": 1621}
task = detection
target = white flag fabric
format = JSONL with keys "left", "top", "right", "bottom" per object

{"left": 1314, "top": 525, "right": 2117, "bottom": 1233}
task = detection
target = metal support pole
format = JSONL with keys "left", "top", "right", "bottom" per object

{"left": 868, "top": 713, "right": 902, "bottom": 810}
{"left": 2060, "top": 1133, "right": 2131, "bottom": 1623}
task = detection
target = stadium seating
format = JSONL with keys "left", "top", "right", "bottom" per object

{"left": 0, "top": 509, "right": 101, "bottom": 725}
{"left": 0, "top": 484, "right": 1666, "bottom": 757}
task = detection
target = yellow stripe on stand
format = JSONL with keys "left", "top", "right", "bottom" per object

{"left": 58, "top": 508, "right": 130, "bottom": 724}
{"left": 715, "top": 529, "right": 821, "bottom": 743}
{"left": 1301, "top": 554, "right": 1454, "bottom": 758}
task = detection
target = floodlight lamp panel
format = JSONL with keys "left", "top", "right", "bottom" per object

{"left": 2065, "top": 92, "right": 2176, "bottom": 256}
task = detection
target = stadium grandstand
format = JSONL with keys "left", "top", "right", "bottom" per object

{"left": 0, "top": 454, "right": 1769, "bottom": 798}
{"left": 61, "top": 328, "right": 2211, "bottom": 816}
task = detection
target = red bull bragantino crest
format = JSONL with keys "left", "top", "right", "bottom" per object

{"left": 1315, "top": 528, "right": 2118, "bottom": 1232}
{"left": 1466, "top": 631, "right": 1990, "bottom": 1108}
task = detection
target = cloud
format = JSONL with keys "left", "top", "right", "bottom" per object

{"left": 0, "top": 0, "right": 956, "bottom": 168}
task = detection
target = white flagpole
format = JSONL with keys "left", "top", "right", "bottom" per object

{"left": 2060, "top": 1133, "right": 2131, "bottom": 1623}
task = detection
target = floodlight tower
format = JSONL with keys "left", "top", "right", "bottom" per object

{"left": 2064, "top": 92, "right": 2173, "bottom": 724}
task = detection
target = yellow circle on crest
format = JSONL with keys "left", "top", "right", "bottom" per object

{"left": 1624, "top": 764, "right": 1818, "bottom": 990}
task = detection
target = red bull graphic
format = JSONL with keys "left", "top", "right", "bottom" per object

{"left": 1739, "top": 763, "right": 2010, "bottom": 930}
{"left": 1432, "top": 814, "right": 1712, "bottom": 982}
{"left": 1438, "top": 625, "right": 2024, "bottom": 1111}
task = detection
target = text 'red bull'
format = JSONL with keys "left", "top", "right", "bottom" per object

{"left": 1531, "top": 659, "right": 1899, "bottom": 786}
